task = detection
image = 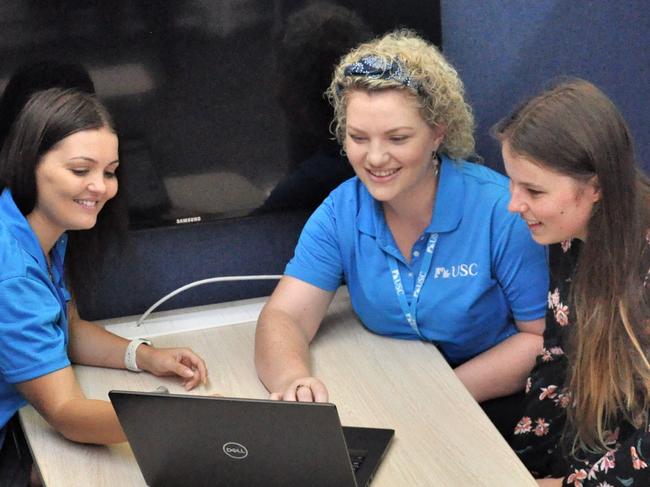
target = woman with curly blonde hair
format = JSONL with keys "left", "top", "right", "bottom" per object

{"left": 256, "top": 30, "right": 548, "bottom": 438}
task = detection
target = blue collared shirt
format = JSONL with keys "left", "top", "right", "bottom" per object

{"left": 285, "top": 156, "right": 548, "bottom": 364}
{"left": 0, "top": 188, "right": 71, "bottom": 431}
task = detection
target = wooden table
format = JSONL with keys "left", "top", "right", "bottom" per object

{"left": 19, "top": 292, "right": 536, "bottom": 486}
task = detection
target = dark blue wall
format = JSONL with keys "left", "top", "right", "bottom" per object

{"left": 83, "top": 210, "right": 307, "bottom": 320}
{"left": 441, "top": 0, "right": 650, "bottom": 173}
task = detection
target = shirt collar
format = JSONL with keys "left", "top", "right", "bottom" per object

{"left": 351, "top": 181, "right": 398, "bottom": 261}
{"left": 356, "top": 154, "right": 465, "bottom": 240}
{"left": 0, "top": 188, "right": 67, "bottom": 271}
{"left": 426, "top": 155, "right": 464, "bottom": 233}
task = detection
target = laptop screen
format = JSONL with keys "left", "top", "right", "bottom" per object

{"left": 109, "top": 390, "right": 393, "bottom": 487}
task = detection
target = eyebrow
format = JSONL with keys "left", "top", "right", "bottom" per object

{"left": 68, "top": 157, "right": 120, "bottom": 166}
{"left": 347, "top": 125, "right": 414, "bottom": 133}
{"left": 519, "top": 181, "right": 545, "bottom": 191}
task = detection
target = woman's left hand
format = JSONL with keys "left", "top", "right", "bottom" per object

{"left": 536, "top": 478, "right": 564, "bottom": 486}
{"left": 137, "top": 346, "right": 208, "bottom": 390}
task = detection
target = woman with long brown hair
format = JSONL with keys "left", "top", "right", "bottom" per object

{"left": 493, "top": 78, "right": 649, "bottom": 486}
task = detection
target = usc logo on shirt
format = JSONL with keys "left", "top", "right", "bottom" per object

{"left": 433, "top": 263, "right": 478, "bottom": 279}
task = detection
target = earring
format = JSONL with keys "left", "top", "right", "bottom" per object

{"left": 432, "top": 151, "right": 440, "bottom": 176}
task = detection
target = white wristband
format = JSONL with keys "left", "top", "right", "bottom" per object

{"left": 125, "top": 338, "right": 152, "bottom": 372}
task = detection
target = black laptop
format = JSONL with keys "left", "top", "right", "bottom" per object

{"left": 109, "top": 390, "right": 394, "bottom": 487}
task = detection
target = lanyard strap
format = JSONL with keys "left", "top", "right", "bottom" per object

{"left": 387, "top": 233, "right": 438, "bottom": 337}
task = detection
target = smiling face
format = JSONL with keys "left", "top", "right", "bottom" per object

{"left": 502, "top": 141, "right": 600, "bottom": 244}
{"left": 344, "top": 89, "right": 444, "bottom": 211}
{"left": 27, "top": 127, "right": 119, "bottom": 249}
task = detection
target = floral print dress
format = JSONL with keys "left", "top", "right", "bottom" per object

{"left": 510, "top": 236, "right": 650, "bottom": 486}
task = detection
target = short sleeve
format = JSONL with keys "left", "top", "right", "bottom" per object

{"left": 0, "top": 277, "right": 70, "bottom": 383}
{"left": 284, "top": 195, "right": 344, "bottom": 291}
{"left": 491, "top": 193, "right": 549, "bottom": 322}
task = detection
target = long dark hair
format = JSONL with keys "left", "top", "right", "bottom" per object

{"left": 0, "top": 60, "right": 95, "bottom": 149}
{"left": 492, "top": 78, "right": 650, "bottom": 452}
{"left": 0, "top": 88, "right": 128, "bottom": 301}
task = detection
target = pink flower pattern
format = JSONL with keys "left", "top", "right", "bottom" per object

{"left": 548, "top": 288, "right": 561, "bottom": 308}
{"left": 539, "top": 385, "right": 558, "bottom": 401}
{"left": 591, "top": 450, "right": 617, "bottom": 476}
{"left": 514, "top": 416, "right": 532, "bottom": 435}
{"left": 511, "top": 239, "right": 650, "bottom": 485}
{"left": 552, "top": 391, "right": 571, "bottom": 409}
{"left": 533, "top": 418, "right": 550, "bottom": 437}
{"left": 547, "top": 288, "right": 570, "bottom": 327}
{"left": 554, "top": 304, "right": 569, "bottom": 326}
{"left": 567, "top": 468, "right": 588, "bottom": 486}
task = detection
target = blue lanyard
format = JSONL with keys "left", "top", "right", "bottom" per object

{"left": 386, "top": 233, "right": 438, "bottom": 337}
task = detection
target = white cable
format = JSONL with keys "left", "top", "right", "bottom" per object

{"left": 136, "top": 275, "right": 282, "bottom": 327}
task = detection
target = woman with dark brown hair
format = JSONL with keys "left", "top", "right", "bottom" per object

{"left": 0, "top": 89, "right": 208, "bottom": 468}
{"left": 494, "top": 78, "right": 649, "bottom": 486}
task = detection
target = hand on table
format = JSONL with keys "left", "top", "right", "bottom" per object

{"left": 270, "top": 377, "right": 329, "bottom": 402}
{"left": 138, "top": 346, "right": 208, "bottom": 390}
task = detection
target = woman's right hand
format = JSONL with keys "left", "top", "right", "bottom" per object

{"left": 269, "top": 376, "right": 329, "bottom": 402}
{"left": 255, "top": 277, "right": 336, "bottom": 402}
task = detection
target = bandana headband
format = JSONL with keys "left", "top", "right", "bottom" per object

{"left": 340, "top": 55, "right": 421, "bottom": 92}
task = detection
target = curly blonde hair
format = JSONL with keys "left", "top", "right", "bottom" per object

{"left": 325, "top": 29, "right": 476, "bottom": 160}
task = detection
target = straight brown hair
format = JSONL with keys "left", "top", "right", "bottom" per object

{"left": 492, "top": 79, "right": 650, "bottom": 452}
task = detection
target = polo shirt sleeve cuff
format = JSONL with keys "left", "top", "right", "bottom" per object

{"left": 284, "top": 263, "right": 340, "bottom": 292}
{"left": 512, "top": 303, "right": 548, "bottom": 322}
{"left": 5, "top": 358, "right": 71, "bottom": 384}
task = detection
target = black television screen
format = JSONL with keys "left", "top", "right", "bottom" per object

{"left": 0, "top": 0, "right": 441, "bottom": 229}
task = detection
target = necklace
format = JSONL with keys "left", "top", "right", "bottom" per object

{"left": 45, "top": 256, "right": 54, "bottom": 282}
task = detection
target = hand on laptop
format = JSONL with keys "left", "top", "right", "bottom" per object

{"left": 137, "top": 346, "right": 208, "bottom": 390}
{"left": 269, "top": 376, "right": 329, "bottom": 402}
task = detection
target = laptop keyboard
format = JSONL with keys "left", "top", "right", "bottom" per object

{"left": 349, "top": 453, "right": 366, "bottom": 472}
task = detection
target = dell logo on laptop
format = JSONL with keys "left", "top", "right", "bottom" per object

{"left": 223, "top": 442, "right": 248, "bottom": 459}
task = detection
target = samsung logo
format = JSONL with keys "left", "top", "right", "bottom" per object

{"left": 223, "top": 442, "right": 248, "bottom": 459}
{"left": 175, "top": 216, "right": 202, "bottom": 225}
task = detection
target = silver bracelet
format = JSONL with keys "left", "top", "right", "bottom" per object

{"left": 125, "top": 338, "right": 152, "bottom": 372}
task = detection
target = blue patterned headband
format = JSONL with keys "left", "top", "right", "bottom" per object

{"left": 340, "top": 55, "right": 421, "bottom": 92}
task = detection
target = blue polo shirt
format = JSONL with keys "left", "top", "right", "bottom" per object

{"left": 285, "top": 156, "right": 548, "bottom": 364}
{"left": 0, "top": 189, "right": 71, "bottom": 432}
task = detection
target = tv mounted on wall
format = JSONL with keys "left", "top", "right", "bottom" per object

{"left": 0, "top": 0, "right": 442, "bottom": 230}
